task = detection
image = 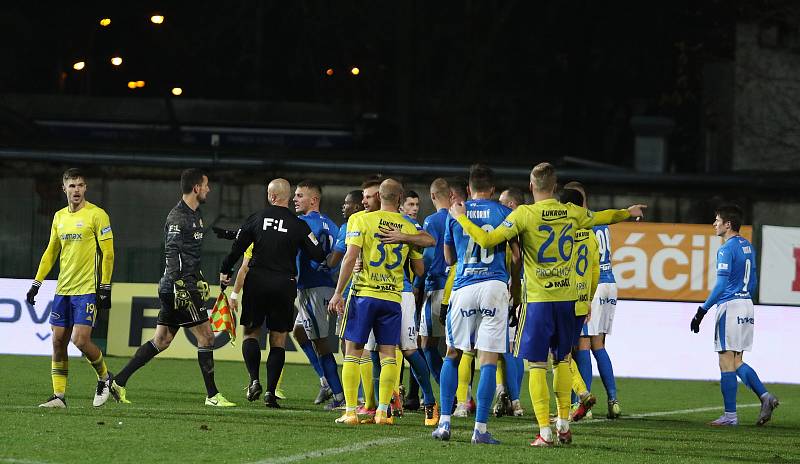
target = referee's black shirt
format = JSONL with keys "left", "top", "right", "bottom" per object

{"left": 220, "top": 205, "right": 325, "bottom": 277}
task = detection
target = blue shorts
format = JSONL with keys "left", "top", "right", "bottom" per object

{"left": 50, "top": 294, "right": 97, "bottom": 328}
{"left": 515, "top": 301, "right": 575, "bottom": 362}
{"left": 343, "top": 295, "right": 401, "bottom": 346}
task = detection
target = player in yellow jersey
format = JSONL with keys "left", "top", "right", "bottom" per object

{"left": 27, "top": 168, "right": 115, "bottom": 408}
{"left": 450, "top": 162, "right": 645, "bottom": 447}
{"left": 329, "top": 179, "right": 425, "bottom": 425}
{"left": 558, "top": 187, "right": 598, "bottom": 422}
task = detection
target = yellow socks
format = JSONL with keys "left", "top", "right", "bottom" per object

{"left": 393, "top": 349, "right": 403, "bottom": 391}
{"left": 51, "top": 360, "right": 68, "bottom": 397}
{"left": 553, "top": 361, "right": 573, "bottom": 419}
{"left": 570, "top": 357, "right": 588, "bottom": 397}
{"left": 457, "top": 351, "right": 475, "bottom": 403}
{"left": 378, "top": 357, "right": 398, "bottom": 407}
{"left": 360, "top": 355, "right": 375, "bottom": 409}
{"left": 496, "top": 356, "right": 506, "bottom": 385}
{"left": 342, "top": 355, "right": 360, "bottom": 411}
{"left": 529, "top": 365, "right": 550, "bottom": 428}
{"left": 87, "top": 353, "right": 108, "bottom": 380}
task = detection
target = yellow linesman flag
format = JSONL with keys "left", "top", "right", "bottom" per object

{"left": 209, "top": 291, "right": 237, "bottom": 345}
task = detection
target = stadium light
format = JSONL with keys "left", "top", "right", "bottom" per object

{"left": 135, "top": 80, "right": 145, "bottom": 88}
{"left": 127, "top": 81, "right": 137, "bottom": 89}
{"left": 171, "top": 87, "right": 183, "bottom": 96}
{"left": 99, "top": 18, "right": 111, "bottom": 27}
{"left": 150, "top": 14, "right": 164, "bottom": 24}
{"left": 110, "top": 56, "right": 123, "bottom": 66}
{"left": 325, "top": 68, "right": 334, "bottom": 76}
{"left": 73, "top": 61, "right": 85, "bottom": 71}
{"left": 350, "top": 67, "right": 360, "bottom": 76}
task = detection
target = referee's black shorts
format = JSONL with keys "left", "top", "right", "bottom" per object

{"left": 241, "top": 267, "right": 297, "bottom": 332}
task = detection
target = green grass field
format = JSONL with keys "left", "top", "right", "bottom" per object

{"left": 0, "top": 354, "right": 797, "bottom": 464}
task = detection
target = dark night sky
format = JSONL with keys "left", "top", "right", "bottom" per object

{"left": 0, "top": 1, "right": 758, "bottom": 167}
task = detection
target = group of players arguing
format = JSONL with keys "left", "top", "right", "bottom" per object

{"left": 26, "top": 162, "right": 779, "bottom": 447}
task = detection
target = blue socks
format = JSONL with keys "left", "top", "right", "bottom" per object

{"left": 593, "top": 348, "right": 616, "bottom": 401}
{"left": 736, "top": 363, "right": 767, "bottom": 398}
{"left": 299, "top": 341, "right": 325, "bottom": 379}
{"left": 320, "top": 353, "right": 343, "bottom": 395}
{"left": 502, "top": 352, "right": 520, "bottom": 401}
{"left": 515, "top": 356, "right": 525, "bottom": 394}
{"left": 424, "top": 346, "right": 443, "bottom": 385}
{"left": 476, "top": 364, "right": 497, "bottom": 426}
{"left": 439, "top": 357, "right": 458, "bottom": 415}
{"left": 576, "top": 348, "right": 593, "bottom": 394}
{"left": 721, "top": 371, "right": 738, "bottom": 412}
{"left": 407, "top": 351, "right": 435, "bottom": 405}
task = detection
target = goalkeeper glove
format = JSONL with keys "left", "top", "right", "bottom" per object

{"left": 26, "top": 280, "right": 41, "bottom": 305}
{"left": 196, "top": 278, "right": 210, "bottom": 301}
{"left": 174, "top": 279, "right": 196, "bottom": 312}
{"left": 96, "top": 283, "right": 112, "bottom": 310}
{"left": 439, "top": 304, "right": 448, "bottom": 326}
{"left": 690, "top": 306, "right": 706, "bottom": 333}
{"left": 212, "top": 226, "right": 237, "bottom": 240}
{"left": 508, "top": 305, "right": 519, "bottom": 328}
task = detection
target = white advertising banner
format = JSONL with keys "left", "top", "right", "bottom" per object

{"left": 606, "top": 300, "right": 799, "bottom": 384}
{"left": 0, "top": 279, "right": 82, "bottom": 356}
{"left": 759, "top": 225, "right": 800, "bottom": 305}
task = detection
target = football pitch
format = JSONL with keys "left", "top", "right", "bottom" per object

{"left": 1, "top": 354, "right": 798, "bottom": 464}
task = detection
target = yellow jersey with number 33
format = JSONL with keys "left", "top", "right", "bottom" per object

{"left": 456, "top": 198, "right": 629, "bottom": 303}
{"left": 346, "top": 210, "right": 422, "bottom": 303}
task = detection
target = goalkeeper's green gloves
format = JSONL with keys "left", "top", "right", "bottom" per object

{"left": 174, "top": 279, "right": 196, "bottom": 312}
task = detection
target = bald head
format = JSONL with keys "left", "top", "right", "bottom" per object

{"left": 379, "top": 178, "right": 404, "bottom": 210}
{"left": 267, "top": 178, "right": 291, "bottom": 207}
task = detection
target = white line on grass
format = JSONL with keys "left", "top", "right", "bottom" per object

{"left": 494, "top": 402, "right": 762, "bottom": 431}
{"left": 246, "top": 437, "right": 408, "bottom": 464}
{"left": 0, "top": 458, "right": 54, "bottom": 464}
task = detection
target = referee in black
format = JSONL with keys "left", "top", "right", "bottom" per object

{"left": 220, "top": 178, "right": 325, "bottom": 408}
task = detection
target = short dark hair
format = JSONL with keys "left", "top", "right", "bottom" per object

{"left": 404, "top": 190, "right": 419, "bottom": 200}
{"left": 715, "top": 203, "right": 744, "bottom": 232}
{"left": 62, "top": 168, "right": 85, "bottom": 183}
{"left": 361, "top": 175, "right": 383, "bottom": 190}
{"left": 559, "top": 187, "right": 584, "bottom": 206}
{"left": 297, "top": 179, "right": 322, "bottom": 197}
{"left": 447, "top": 176, "right": 468, "bottom": 201}
{"left": 346, "top": 190, "right": 363, "bottom": 203}
{"left": 469, "top": 164, "right": 494, "bottom": 192}
{"left": 180, "top": 168, "right": 207, "bottom": 194}
{"left": 503, "top": 187, "right": 525, "bottom": 205}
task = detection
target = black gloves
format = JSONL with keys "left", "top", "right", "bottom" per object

{"left": 174, "top": 279, "right": 196, "bottom": 312}
{"left": 212, "top": 226, "right": 237, "bottom": 240}
{"left": 439, "top": 304, "right": 448, "bottom": 326}
{"left": 97, "top": 283, "right": 112, "bottom": 310}
{"left": 509, "top": 305, "right": 519, "bottom": 328}
{"left": 26, "top": 280, "right": 41, "bottom": 305}
{"left": 690, "top": 306, "right": 706, "bottom": 333}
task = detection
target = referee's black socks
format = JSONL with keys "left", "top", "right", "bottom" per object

{"left": 198, "top": 346, "right": 219, "bottom": 398}
{"left": 242, "top": 338, "right": 262, "bottom": 382}
{"left": 266, "top": 347, "right": 286, "bottom": 394}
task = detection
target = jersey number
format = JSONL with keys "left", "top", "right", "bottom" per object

{"left": 575, "top": 244, "right": 589, "bottom": 276}
{"left": 742, "top": 259, "right": 751, "bottom": 292}
{"left": 370, "top": 234, "right": 404, "bottom": 270}
{"left": 464, "top": 224, "right": 495, "bottom": 264}
{"left": 596, "top": 227, "right": 610, "bottom": 261}
{"left": 537, "top": 224, "right": 573, "bottom": 263}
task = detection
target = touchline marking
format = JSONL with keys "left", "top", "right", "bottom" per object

{"left": 494, "top": 403, "right": 762, "bottom": 431}
{"left": 247, "top": 438, "right": 407, "bottom": 464}
{"left": 0, "top": 458, "right": 55, "bottom": 464}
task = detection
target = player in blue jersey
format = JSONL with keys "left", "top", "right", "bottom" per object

{"left": 292, "top": 180, "right": 345, "bottom": 408}
{"left": 565, "top": 181, "right": 621, "bottom": 420}
{"left": 432, "top": 164, "right": 520, "bottom": 444}
{"left": 690, "top": 204, "right": 779, "bottom": 426}
{"left": 419, "top": 178, "right": 452, "bottom": 384}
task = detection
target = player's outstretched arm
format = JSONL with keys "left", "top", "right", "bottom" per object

{"left": 378, "top": 226, "right": 435, "bottom": 248}
{"left": 96, "top": 238, "right": 115, "bottom": 310}
{"left": 449, "top": 201, "right": 514, "bottom": 248}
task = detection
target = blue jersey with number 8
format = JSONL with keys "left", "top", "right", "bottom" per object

{"left": 708, "top": 235, "right": 757, "bottom": 307}
{"left": 445, "top": 199, "right": 511, "bottom": 291}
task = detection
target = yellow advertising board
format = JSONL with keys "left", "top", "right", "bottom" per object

{"left": 107, "top": 283, "right": 339, "bottom": 363}
{"left": 609, "top": 223, "right": 752, "bottom": 302}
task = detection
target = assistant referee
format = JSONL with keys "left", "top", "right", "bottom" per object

{"left": 220, "top": 178, "right": 325, "bottom": 408}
